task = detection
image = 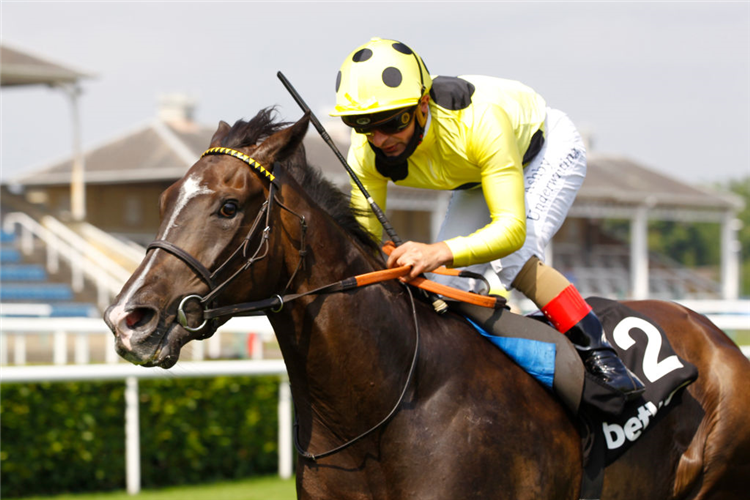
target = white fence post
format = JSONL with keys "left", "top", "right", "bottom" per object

{"left": 125, "top": 376, "right": 141, "bottom": 495}
{"left": 192, "top": 340, "right": 205, "bottom": 361}
{"left": 75, "top": 334, "right": 89, "bottom": 365}
{"left": 53, "top": 331, "right": 68, "bottom": 365}
{"left": 106, "top": 334, "right": 118, "bottom": 364}
{"left": 208, "top": 332, "right": 222, "bottom": 359}
{"left": 278, "top": 378, "right": 293, "bottom": 480}
{"left": 0, "top": 333, "right": 8, "bottom": 365}
{"left": 14, "top": 335, "right": 26, "bottom": 365}
{"left": 631, "top": 205, "right": 649, "bottom": 299}
{"left": 251, "top": 333, "right": 264, "bottom": 360}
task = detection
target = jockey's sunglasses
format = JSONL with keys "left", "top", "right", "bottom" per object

{"left": 342, "top": 106, "right": 417, "bottom": 136}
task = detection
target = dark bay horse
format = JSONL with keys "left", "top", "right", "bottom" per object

{"left": 105, "top": 109, "right": 750, "bottom": 499}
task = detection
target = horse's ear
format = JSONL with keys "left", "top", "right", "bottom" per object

{"left": 209, "top": 121, "right": 232, "bottom": 147}
{"left": 255, "top": 112, "right": 310, "bottom": 163}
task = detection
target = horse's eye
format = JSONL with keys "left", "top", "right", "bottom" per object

{"left": 219, "top": 201, "right": 239, "bottom": 218}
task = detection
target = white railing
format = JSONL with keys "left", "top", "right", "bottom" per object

{"left": 675, "top": 299, "right": 749, "bottom": 332}
{"left": 2, "top": 212, "right": 129, "bottom": 310}
{"left": 77, "top": 221, "right": 146, "bottom": 271}
{"left": 42, "top": 216, "right": 135, "bottom": 282}
{"left": 0, "top": 359, "right": 292, "bottom": 496}
{"left": 513, "top": 297, "right": 748, "bottom": 330}
{"left": 0, "top": 316, "right": 275, "bottom": 366}
{"left": 1, "top": 306, "right": 746, "bottom": 368}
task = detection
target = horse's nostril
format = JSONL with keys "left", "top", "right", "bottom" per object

{"left": 125, "top": 308, "right": 154, "bottom": 329}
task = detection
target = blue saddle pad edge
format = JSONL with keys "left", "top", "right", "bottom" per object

{"left": 465, "top": 317, "right": 556, "bottom": 389}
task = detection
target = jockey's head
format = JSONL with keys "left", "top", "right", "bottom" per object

{"left": 331, "top": 38, "right": 431, "bottom": 159}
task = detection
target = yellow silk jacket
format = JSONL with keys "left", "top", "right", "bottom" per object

{"left": 347, "top": 75, "right": 547, "bottom": 267}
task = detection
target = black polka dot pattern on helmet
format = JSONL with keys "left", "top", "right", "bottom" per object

{"left": 392, "top": 42, "right": 413, "bottom": 55}
{"left": 352, "top": 48, "right": 373, "bottom": 62}
{"left": 335, "top": 71, "right": 341, "bottom": 92}
{"left": 382, "top": 67, "right": 402, "bottom": 88}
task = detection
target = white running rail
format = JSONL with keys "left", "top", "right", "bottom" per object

{"left": 0, "top": 316, "right": 275, "bottom": 366}
{"left": 0, "top": 309, "right": 744, "bottom": 368}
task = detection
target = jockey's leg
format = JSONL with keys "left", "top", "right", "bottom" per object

{"left": 511, "top": 255, "right": 645, "bottom": 400}
{"left": 431, "top": 108, "right": 643, "bottom": 401}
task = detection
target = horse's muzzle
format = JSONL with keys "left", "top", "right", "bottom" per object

{"left": 104, "top": 302, "right": 187, "bottom": 368}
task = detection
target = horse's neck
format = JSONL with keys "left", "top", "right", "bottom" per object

{"left": 269, "top": 183, "right": 413, "bottom": 444}
{"left": 275, "top": 178, "right": 382, "bottom": 293}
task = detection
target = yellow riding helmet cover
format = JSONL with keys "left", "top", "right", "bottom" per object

{"left": 331, "top": 38, "right": 433, "bottom": 117}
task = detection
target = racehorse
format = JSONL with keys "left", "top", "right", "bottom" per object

{"left": 105, "top": 109, "right": 750, "bottom": 499}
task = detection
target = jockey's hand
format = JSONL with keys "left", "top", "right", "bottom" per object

{"left": 386, "top": 241, "right": 454, "bottom": 281}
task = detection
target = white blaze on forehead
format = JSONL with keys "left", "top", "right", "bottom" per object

{"left": 162, "top": 175, "right": 213, "bottom": 239}
{"left": 113, "top": 174, "right": 212, "bottom": 313}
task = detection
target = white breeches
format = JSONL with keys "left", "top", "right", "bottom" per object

{"left": 433, "top": 107, "right": 587, "bottom": 293}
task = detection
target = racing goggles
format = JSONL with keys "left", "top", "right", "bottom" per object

{"left": 341, "top": 106, "right": 417, "bottom": 135}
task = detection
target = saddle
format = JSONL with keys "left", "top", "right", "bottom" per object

{"left": 457, "top": 297, "right": 699, "bottom": 500}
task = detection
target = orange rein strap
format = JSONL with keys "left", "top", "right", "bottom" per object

{"left": 353, "top": 267, "right": 503, "bottom": 309}
{"left": 204, "top": 249, "right": 503, "bottom": 320}
{"left": 352, "top": 264, "right": 503, "bottom": 310}
{"left": 378, "top": 242, "right": 503, "bottom": 309}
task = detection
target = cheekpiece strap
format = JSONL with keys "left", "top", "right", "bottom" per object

{"left": 202, "top": 147, "right": 275, "bottom": 182}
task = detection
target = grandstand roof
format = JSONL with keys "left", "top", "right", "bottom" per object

{"left": 7, "top": 117, "right": 351, "bottom": 186}
{"left": 582, "top": 153, "right": 741, "bottom": 210}
{"left": 0, "top": 44, "right": 92, "bottom": 87}
{"left": 7, "top": 116, "right": 742, "bottom": 213}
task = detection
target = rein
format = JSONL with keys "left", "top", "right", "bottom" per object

{"left": 146, "top": 147, "right": 503, "bottom": 461}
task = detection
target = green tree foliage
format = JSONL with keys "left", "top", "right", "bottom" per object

{"left": 647, "top": 221, "right": 720, "bottom": 267}
{"left": 1, "top": 376, "right": 282, "bottom": 498}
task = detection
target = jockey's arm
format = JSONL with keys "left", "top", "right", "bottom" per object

{"left": 442, "top": 104, "right": 527, "bottom": 268}
{"left": 351, "top": 105, "right": 527, "bottom": 279}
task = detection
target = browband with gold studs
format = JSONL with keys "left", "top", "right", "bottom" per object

{"left": 201, "top": 147, "right": 275, "bottom": 182}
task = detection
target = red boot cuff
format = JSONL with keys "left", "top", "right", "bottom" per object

{"left": 540, "top": 285, "right": 592, "bottom": 333}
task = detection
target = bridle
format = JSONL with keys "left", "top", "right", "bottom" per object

{"left": 146, "top": 147, "right": 420, "bottom": 460}
{"left": 146, "top": 147, "right": 309, "bottom": 336}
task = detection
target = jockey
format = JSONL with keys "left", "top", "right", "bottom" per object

{"left": 331, "top": 37, "right": 644, "bottom": 401}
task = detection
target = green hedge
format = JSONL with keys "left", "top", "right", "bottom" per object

{"left": 1, "top": 376, "right": 282, "bottom": 498}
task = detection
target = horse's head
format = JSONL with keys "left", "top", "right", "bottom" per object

{"left": 104, "top": 109, "right": 310, "bottom": 368}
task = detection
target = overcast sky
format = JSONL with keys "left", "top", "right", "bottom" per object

{"left": 1, "top": 1, "right": 748, "bottom": 187}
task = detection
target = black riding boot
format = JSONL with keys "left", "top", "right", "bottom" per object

{"left": 566, "top": 311, "right": 645, "bottom": 401}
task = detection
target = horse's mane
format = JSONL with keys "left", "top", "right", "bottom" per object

{"left": 221, "top": 108, "right": 381, "bottom": 254}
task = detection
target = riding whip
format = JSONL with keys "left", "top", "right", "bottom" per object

{"left": 277, "top": 71, "right": 402, "bottom": 247}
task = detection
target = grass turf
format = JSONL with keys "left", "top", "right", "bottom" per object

{"left": 16, "top": 476, "right": 296, "bottom": 500}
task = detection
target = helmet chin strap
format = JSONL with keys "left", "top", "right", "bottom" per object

{"left": 370, "top": 103, "right": 429, "bottom": 172}
{"left": 370, "top": 124, "right": 421, "bottom": 182}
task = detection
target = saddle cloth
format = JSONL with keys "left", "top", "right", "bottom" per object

{"left": 465, "top": 297, "right": 698, "bottom": 464}
{"left": 586, "top": 297, "right": 698, "bottom": 463}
